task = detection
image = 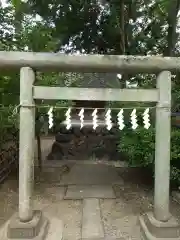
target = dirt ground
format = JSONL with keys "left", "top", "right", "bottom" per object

{"left": 0, "top": 166, "right": 180, "bottom": 240}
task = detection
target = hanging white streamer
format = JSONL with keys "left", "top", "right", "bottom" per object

{"left": 48, "top": 107, "right": 53, "bottom": 129}
{"left": 65, "top": 108, "right": 72, "bottom": 130}
{"left": 46, "top": 106, "right": 150, "bottom": 130}
{"left": 130, "top": 109, "right": 138, "bottom": 130}
{"left": 142, "top": 108, "right": 151, "bottom": 129}
{"left": 92, "top": 108, "right": 98, "bottom": 130}
{"left": 105, "top": 109, "right": 113, "bottom": 130}
{"left": 78, "top": 108, "right": 84, "bottom": 129}
{"left": 117, "top": 109, "right": 125, "bottom": 130}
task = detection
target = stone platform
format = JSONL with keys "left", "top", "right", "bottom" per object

{"left": 59, "top": 163, "right": 124, "bottom": 186}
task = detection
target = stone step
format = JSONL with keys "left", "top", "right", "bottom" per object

{"left": 81, "top": 239, "right": 126, "bottom": 240}
{"left": 59, "top": 164, "right": 124, "bottom": 186}
{"left": 82, "top": 199, "right": 104, "bottom": 239}
{"left": 64, "top": 185, "right": 116, "bottom": 199}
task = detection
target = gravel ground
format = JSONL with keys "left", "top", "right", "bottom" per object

{"left": 0, "top": 167, "right": 180, "bottom": 240}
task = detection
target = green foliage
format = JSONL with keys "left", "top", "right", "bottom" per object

{"left": 118, "top": 127, "right": 155, "bottom": 167}
{"left": 118, "top": 126, "right": 180, "bottom": 184}
{"left": 1, "top": 0, "right": 180, "bottom": 186}
{"left": 0, "top": 105, "right": 18, "bottom": 146}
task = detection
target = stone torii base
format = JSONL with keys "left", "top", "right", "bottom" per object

{"left": 139, "top": 212, "right": 180, "bottom": 240}
{"left": 6, "top": 211, "right": 48, "bottom": 240}
{"left": 0, "top": 210, "right": 63, "bottom": 240}
{"left": 2, "top": 212, "right": 180, "bottom": 240}
{"left": 0, "top": 210, "right": 49, "bottom": 240}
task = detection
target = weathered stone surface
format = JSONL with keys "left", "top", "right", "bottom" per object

{"left": 139, "top": 212, "right": 180, "bottom": 239}
{"left": 7, "top": 210, "right": 49, "bottom": 239}
{"left": 35, "top": 183, "right": 66, "bottom": 201}
{"left": 73, "top": 127, "right": 83, "bottom": 137}
{"left": 56, "top": 133, "right": 72, "bottom": 143}
{"left": 82, "top": 199, "right": 104, "bottom": 239}
{"left": 81, "top": 127, "right": 93, "bottom": 135}
{"left": 44, "top": 217, "right": 63, "bottom": 240}
{"left": 91, "top": 139, "right": 121, "bottom": 161}
{"left": 47, "top": 142, "right": 64, "bottom": 160}
{"left": 59, "top": 164, "right": 123, "bottom": 185}
{"left": 91, "top": 145, "right": 106, "bottom": 159}
{"left": 47, "top": 116, "right": 121, "bottom": 161}
{"left": 0, "top": 216, "right": 63, "bottom": 240}
{"left": 59, "top": 126, "right": 72, "bottom": 134}
{"left": 81, "top": 239, "right": 126, "bottom": 240}
{"left": 64, "top": 185, "right": 116, "bottom": 199}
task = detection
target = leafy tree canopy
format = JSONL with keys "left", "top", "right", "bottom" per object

{"left": 1, "top": 0, "right": 180, "bottom": 182}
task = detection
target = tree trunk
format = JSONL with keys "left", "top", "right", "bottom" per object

{"left": 164, "top": 0, "right": 180, "bottom": 56}
{"left": 37, "top": 134, "right": 42, "bottom": 171}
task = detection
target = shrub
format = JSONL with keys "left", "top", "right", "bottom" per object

{"left": 0, "top": 105, "right": 18, "bottom": 145}
{"left": 118, "top": 126, "right": 180, "bottom": 185}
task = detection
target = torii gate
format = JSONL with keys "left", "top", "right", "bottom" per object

{"left": 0, "top": 51, "right": 179, "bottom": 240}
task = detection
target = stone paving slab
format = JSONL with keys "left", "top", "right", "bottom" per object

{"left": 59, "top": 164, "right": 124, "bottom": 185}
{"left": 82, "top": 199, "right": 104, "bottom": 239}
{"left": 46, "top": 217, "right": 63, "bottom": 240}
{"left": 81, "top": 238, "right": 126, "bottom": 240}
{"left": 64, "top": 185, "right": 116, "bottom": 199}
{"left": 34, "top": 183, "right": 66, "bottom": 202}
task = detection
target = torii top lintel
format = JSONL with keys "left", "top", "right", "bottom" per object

{"left": 0, "top": 51, "right": 179, "bottom": 73}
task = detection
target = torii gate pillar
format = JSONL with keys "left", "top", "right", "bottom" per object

{"left": 139, "top": 71, "right": 180, "bottom": 239}
{"left": 7, "top": 67, "right": 49, "bottom": 240}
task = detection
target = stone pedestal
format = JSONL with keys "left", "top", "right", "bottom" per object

{"left": 139, "top": 212, "right": 180, "bottom": 239}
{"left": 6, "top": 210, "right": 49, "bottom": 240}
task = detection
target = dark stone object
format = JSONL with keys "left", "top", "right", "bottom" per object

{"left": 56, "top": 133, "right": 72, "bottom": 143}
{"left": 73, "top": 127, "right": 83, "bottom": 137}
{"left": 59, "top": 126, "right": 72, "bottom": 134}
{"left": 47, "top": 141, "right": 64, "bottom": 160}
